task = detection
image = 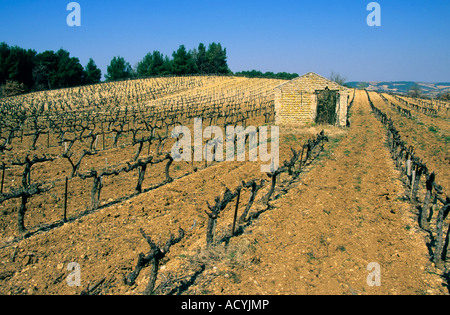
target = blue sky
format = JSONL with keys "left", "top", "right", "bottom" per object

{"left": 1, "top": 0, "right": 449, "bottom": 82}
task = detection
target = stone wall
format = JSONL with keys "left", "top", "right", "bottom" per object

{"left": 275, "top": 72, "right": 350, "bottom": 126}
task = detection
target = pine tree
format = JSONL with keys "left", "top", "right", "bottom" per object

{"left": 136, "top": 52, "right": 153, "bottom": 77}
{"left": 194, "top": 43, "right": 208, "bottom": 74}
{"left": 84, "top": 58, "right": 102, "bottom": 84}
{"left": 0, "top": 43, "right": 36, "bottom": 91}
{"left": 55, "top": 49, "right": 85, "bottom": 88}
{"left": 206, "top": 42, "right": 230, "bottom": 74}
{"left": 33, "top": 50, "right": 59, "bottom": 90}
{"left": 172, "top": 45, "right": 198, "bottom": 75}
{"left": 105, "top": 56, "right": 133, "bottom": 81}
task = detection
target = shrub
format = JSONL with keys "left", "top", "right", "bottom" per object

{"left": 0, "top": 80, "right": 26, "bottom": 97}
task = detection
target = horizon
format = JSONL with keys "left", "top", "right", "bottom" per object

{"left": 1, "top": 0, "right": 449, "bottom": 83}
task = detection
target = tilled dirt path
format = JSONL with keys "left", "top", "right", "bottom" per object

{"left": 372, "top": 92, "right": 449, "bottom": 193}
{"left": 206, "top": 90, "right": 448, "bottom": 295}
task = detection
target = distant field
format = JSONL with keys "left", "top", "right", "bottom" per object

{"left": 346, "top": 81, "right": 450, "bottom": 98}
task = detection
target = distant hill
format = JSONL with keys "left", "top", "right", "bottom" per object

{"left": 345, "top": 81, "right": 450, "bottom": 98}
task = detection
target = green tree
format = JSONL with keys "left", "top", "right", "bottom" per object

{"left": 105, "top": 56, "right": 133, "bottom": 81}
{"left": 1, "top": 43, "right": 89, "bottom": 92}
{"left": 32, "top": 49, "right": 84, "bottom": 90}
{"left": 206, "top": 42, "right": 230, "bottom": 74}
{"left": 172, "top": 45, "right": 198, "bottom": 75}
{"left": 84, "top": 58, "right": 102, "bottom": 84}
{"left": 31, "top": 64, "right": 50, "bottom": 91}
{"left": 136, "top": 51, "right": 170, "bottom": 77}
{"left": 234, "top": 70, "right": 298, "bottom": 80}
{"left": 0, "top": 43, "right": 36, "bottom": 91}
{"left": 235, "top": 70, "right": 263, "bottom": 78}
{"left": 0, "top": 42, "right": 10, "bottom": 84}
{"left": 33, "top": 50, "right": 59, "bottom": 90}
{"left": 193, "top": 43, "right": 208, "bottom": 74}
{"left": 54, "top": 49, "right": 85, "bottom": 88}
{"left": 152, "top": 51, "right": 173, "bottom": 75}
{"left": 276, "top": 72, "right": 299, "bottom": 80}
{"left": 136, "top": 52, "right": 153, "bottom": 77}
{"left": 161, "top": 55, "right": 173, "bottom": 75}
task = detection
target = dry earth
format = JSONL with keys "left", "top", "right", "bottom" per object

{"left": 0, "top": 90, "right": 448, "bottom": 295}
{"left": 183, "top": 90, "right": 449, "bottom": 295}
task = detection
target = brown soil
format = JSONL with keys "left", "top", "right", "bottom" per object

{"left": 0, "top": 90, "right": 448, "bottom": 295}
{"left": 373, "top": 92, "right": 449, "bottom": 193}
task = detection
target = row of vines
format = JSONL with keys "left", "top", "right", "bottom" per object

{"left": 367, "top": 90, "right": 449, "bottom": 270}
{"left": 0, "top": 76, "right": 285, "bottom": 244}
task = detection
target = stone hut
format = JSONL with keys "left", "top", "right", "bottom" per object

{"left": 274, "top": 72, "right": 351, "bottom": 127}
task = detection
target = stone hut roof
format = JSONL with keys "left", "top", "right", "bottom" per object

{"left": 275, "top": 72, "right": 349, "bottom": 92}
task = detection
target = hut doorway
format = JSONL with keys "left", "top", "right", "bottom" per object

{"left": 315, "top": 88, "right": 338, "bottom": 125}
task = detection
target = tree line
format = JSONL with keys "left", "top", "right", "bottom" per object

{"left": 109, "top": 42, "right": 231, "bottom": 81}
{"left": 0, "top": 42, "right": 102, "bottom": 96}
{"left": 0, "top": 41, "right": 299, "bottom": 97}
{"left": 234, "top": 70, "right": 299, "bottom": 81}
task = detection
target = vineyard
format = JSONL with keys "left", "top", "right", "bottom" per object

{"left": 367, "top": 91, "right": 449, "bottom": 270}
{"left": 0, "top": 77, "right": 448, "bottom": 295}
{"left": 0, "top": 76, "right": 284, "bottom": 239}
